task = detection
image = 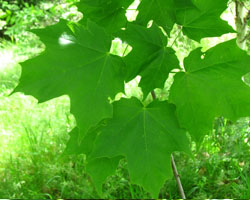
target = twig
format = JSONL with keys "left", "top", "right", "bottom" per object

{"left": 122, "top": 44, "right": 129, "bottom": 57}
{"left": 170, "top": 27, "right": 182, "bottom": 48}
{"left": 171, "top": 154, "right": 186, "bottom": 199}
{"left": 151, "top": 90, "right": 157, "bottom": 100}
{"left": 150, "top": 90, "right": 186, "bottom": 199}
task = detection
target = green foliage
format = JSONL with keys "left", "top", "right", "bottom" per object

{"left": 77, "top": 0, "right": 133, "bottom": 33}
{"left": 0, "top": 0, "right": 78, "bottom": 39}
{"left": 118, "top": 23, "right": 179, "bottom": 97}
{"left": 176, "top": 0, "right": 235, "bottom": 41}
{"left": 14, "top": 20, "right": 125, "bottom": 139}
{"left": 169, "top": 40, "right": 250, "bottom": 142}
{"left": 8, "top": 0, "right": 250, "bottom": 198}
{"left": 136, "top": 0, "right": 194, "bottom": 35}
{"left": 90, "top": 98, "right": 190, "bottom": 197}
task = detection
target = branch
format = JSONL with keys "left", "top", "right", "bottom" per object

{"left": 170, "top": 27, "right": 182, "bottom": 48}
{"left": 171, "top": 154, "right": 186, "bottom": 199}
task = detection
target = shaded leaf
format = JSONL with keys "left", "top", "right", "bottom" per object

{"left": 169, "top": 39, "right": 250, "bottom": 142}
{"left": 118, "top": 23, "right": 179, "bottom": 97}
{"left": 64, "top": 122, "right": 122, "bottom": 196}
{"left": 91, "top": 97, "right": 190, "bottom": 197}
{"left": 176, "top": 0, "right": 235, "bottom": 41}
{"left": 77, "top": 0, "right": 133, "bottom": 33}
{"left": 86, "top": 156, "right": 122, "bottom": 195}
{"left": 136, "top": 0, "right": 195, "bottom": 35}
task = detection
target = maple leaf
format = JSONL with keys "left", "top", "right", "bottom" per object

{"left": 86, "top": 156, "right": 122, "bottom": 195}
{"left": 64, "top": 127, "right": 97, "bottom": 156}
{"left": 169, "top": 39, "right": 250, "bottom": 142}
{"left": 90, "top": 97, "right": 190, "bottom": 197}
{"left": 64, "top": 124, "right": 122, "bottom": 196}
{"left": 118, "top": 23, "right": 179, "bottom": 97}
{"left": 77, "top": 0, "right": 133, "bottom": 33}
{"left": 136, "top": 0, "right": 195, "bottom": 35}
{"left": 176, "top": 0, "right": 235, "bottom": 41}
{"left": 14, "top": 20, "right": 125, "bottom": 138}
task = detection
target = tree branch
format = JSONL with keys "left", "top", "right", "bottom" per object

{"left": 171, "top": 154, "right": 186, "bottom": 199}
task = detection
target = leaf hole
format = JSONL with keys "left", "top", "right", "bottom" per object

{"left": 126, "top": 0, "right": 140, "bottom": 22}
{"left": 147, "top": 20, "right": 153, "bottom": 28}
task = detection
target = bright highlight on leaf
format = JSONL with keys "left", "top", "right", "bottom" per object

{"left": 14, "top": 20, "right": 125, "bottom": 138}
{"left": 58, "top": 33, "right": 75, "bottom": 45}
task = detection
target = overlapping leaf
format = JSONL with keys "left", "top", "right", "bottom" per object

{"left": 118, "top": 23, "right": 179, "bottom": 97}
{"left": 64, "top": 124, "right": 122, "bottom": 196}
{"left": 14, "top": 20, "right": 125, "bottom": 138}
{"left": 64, "top": 126, "right": 98, "bottom": 156}
{"left": 90, "top": 98, "right": 190, "bottom": 197}
{"left": 77, "top": 0, "right": 133, "bottom": 33}
{"left": 136, "top": 0, "right": 195, "bottom": 35}
{"left": 86, "top": 156, "right": 122, "bottom": 195}
{"left": 176, "top": 0, "right": 235, "bottom": 41}
{"left": 169, "top": 39, "right": 250, "bottom": 142}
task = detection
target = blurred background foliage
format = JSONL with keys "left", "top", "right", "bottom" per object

{"left": 0, "top": 0, "right": 250, "bottom": 199}
{"left": 0, "top": 0, "right": 79, "bottom": 40}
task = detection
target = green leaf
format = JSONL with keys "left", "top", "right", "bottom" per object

{"left": 90, "top": 97, "right": 190, "bottom": 197}
{"left": 63, "top": 128, "right": 83, "bottom": 155}
{"left": 176, "top": 0, "right": 235, "bottom": 41}
{"left": 118, "top": 23, "right": 179, "bottom": 97}
{"left": 77, "top": 0, "right": 133, "bottom": 33}
{"left": 14, "top": 20, "right": 125, "bottom": 138}
{"left": 136, "top": 0, "right": 195, "bottom": 35}
{"left": 86, "top": 156, "right": 122, "bottom": 195}
{"left": 64, "top": 119, "right": 109, "bottom": 156}
{"left": 169, "top": 39, "right": 250, "bottom": 142}
{"left": 64, "top": 124, "right": 122, "bottom": 196}
{"left": 64, "top": 127, "right": 97, "bottom": 156}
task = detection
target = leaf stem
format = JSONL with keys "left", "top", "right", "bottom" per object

{"left": 170, "top": 27, "right": 182, "bottom": 48}
{"left": 122, "top": 44, "right": 129, "bottom": 57}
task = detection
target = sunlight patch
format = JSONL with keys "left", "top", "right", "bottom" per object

{"left": 126, "top": 0, "right": 140, "bottom": 21}
{"left": 0, "top": 50, "right": 15, "bottom": 71}
{"left": 114, "top": 76, "right": 142, "bottom": 102}
{"left": 58, "top": 32, "right": 75, "bottom": 46}
{"left": 242, "top": 72, "right": 250, "bottom": 87}
{"left": 110, "top": 38, "right": 132, "bottom": 57}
